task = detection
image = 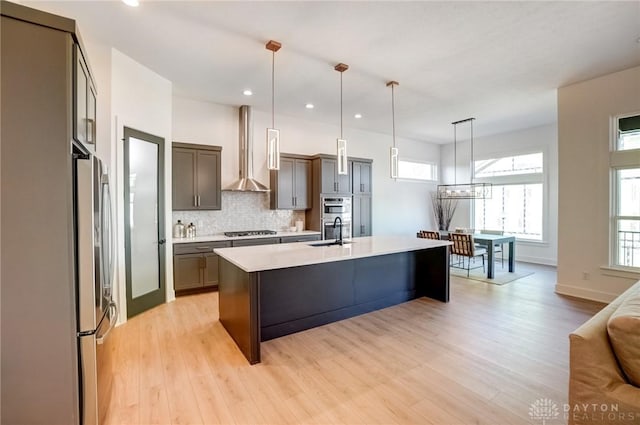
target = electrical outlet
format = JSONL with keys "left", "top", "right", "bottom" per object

{"left": 582, "top": 272, "right": 590, "bottom": 280}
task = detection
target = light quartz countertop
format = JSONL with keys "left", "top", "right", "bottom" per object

{"left": 172, "top": 230, "right": 321, "bottom": 244}
{"left": 214, "top": 235, "right": 452, "bottom": 272}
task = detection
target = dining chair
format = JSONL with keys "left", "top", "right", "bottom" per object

{"left": 449, "top": 233, "right": 487, "bottom": 277}
{"left": 417, "top": 230, "right": 440, "bottom": 240}
{"left": 480, "top": 229, "right": 504, "bottom": 268}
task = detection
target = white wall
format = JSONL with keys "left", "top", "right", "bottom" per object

{"left": 440, "top": 124, "right": 559, "bottom": 265}
{"left": 556, "top": 65, "right": 640, "bottom": 302}
{"left": 172, "top": 96, "right": 442, "bottom": 236}
{"left": 111, "top": 49, "right": 174, "bottom": 318}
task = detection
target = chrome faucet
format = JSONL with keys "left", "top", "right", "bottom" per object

{"left": 333, "top": 216, "right": 343, "bottom": 246}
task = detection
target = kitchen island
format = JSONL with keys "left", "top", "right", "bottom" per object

{"left": 215, "top": 235, "right": 451, "bottom": 364}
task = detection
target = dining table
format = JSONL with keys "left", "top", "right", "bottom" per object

{"left": 440, "top": 231, "right": 516, "bottom": 279}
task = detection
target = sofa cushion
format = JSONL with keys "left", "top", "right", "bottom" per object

{"left": 607, "top": 284, "right": 640, "bottom": 387}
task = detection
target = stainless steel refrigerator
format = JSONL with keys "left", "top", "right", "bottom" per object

{"left": 1, "top": 2, "right": 117, "bottom": 423}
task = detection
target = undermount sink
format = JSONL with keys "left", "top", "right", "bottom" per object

{"left": 308, "top": 240, "right": 354, "bottom": 247}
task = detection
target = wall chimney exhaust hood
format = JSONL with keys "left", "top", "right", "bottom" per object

{"left": 225, "top": 105, "right": 269, "bottom": 192}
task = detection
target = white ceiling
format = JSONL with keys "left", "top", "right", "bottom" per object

{"left": 26, "top": 0, "right": 640, "bottom": 143}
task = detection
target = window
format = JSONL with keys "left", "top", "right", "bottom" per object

{"left": 475, "top": 152, "right": 543, "bottom": 177}
{"left": 611, "top": 113, "right": 640, "bottom": 269}
{"left": 618, "top": 115, "right": 640, "bottom": 151}
{"left": 472, "top": 152, "right": 545, "bottom": 241}
{"left": 397, "top": 159, "right": 437, "bottom": 181}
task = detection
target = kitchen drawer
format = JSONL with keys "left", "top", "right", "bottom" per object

{"left": 280, "top": 235, "right": 321, "bottom": 243}
{"left": 231, "top": 237, "right": 280, "bottom": 247}
{"left": 173, "top": 241, "right": 231, "bottom": 255}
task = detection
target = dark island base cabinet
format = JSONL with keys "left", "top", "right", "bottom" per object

{"left": 218, "top": 246, "right": 449, "bottom": 364}
{"left": 173, "top": 241, "right": 231, "bottom": 294}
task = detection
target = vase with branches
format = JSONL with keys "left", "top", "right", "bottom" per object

{"left": 431, "top": 193, "right": 458, "bottom": 231}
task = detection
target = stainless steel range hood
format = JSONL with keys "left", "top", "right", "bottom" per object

{"left": 225, "top": 105, "right": 269, "bottom": 192}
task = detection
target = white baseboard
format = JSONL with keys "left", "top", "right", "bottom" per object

{"left": 516, "top": 255, "right": 557, "bottom": 266}
{"left": 555, "top": 284, "right": 617, "bottom": 303}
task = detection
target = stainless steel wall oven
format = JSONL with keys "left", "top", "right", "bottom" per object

{"left": 321, "top": 197, "right": 352, "bottom": 240}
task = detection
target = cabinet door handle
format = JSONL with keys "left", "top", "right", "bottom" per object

{"left": 200, "top": 257, "right": 205, "bottom": 269}
{"left": 292, "top": 197, "right": 295, "bottom": 206}
{"left": 196, "top": 246, "right": 211, "bottom": 250}
{"left": 197, "top": 195, "right": 201, "bottom": 207}
{"left": 361, "top": 225, "right": 365, "bottom": 234}
{"left": 194, "top": 195, "right": 197, "bottom": 207}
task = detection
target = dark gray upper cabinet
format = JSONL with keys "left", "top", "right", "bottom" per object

{"left": 352, "top": 160, "right": 372, "bottom": 194}
{"left": 294, "top": 160, "right": 311, "bottom": 209}
{"left": 353, "top": 195, "right": 372, "bottom": 237}
{"left": 270, "top": 154, "right": 311, "bottom": 210}
{"left": 320, "top": 157, "right": 351, "bottom": 194}
{"left": 172, "top": 142, "right": 222, "bottom": 210}
{"left": 74, "top": 45, "right": 96, "bottom": 149}
{"left": 196, "top": 150, "right": 221, "bottom": 209}
{"left": 172, "top": 148, "right": 197, "bottom": 209}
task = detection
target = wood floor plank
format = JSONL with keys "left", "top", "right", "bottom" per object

{"left": 105, "top": 262, "right": 603, "bottom": 424}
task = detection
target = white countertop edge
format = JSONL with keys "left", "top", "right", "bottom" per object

{"left": 214, "top": 236, "right": 452, "bottom": 273}
{"left": 172, "top": 230, "right": 321, "bottom": 244}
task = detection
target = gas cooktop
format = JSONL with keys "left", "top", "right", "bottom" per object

{"left": 224, "top": 230, "right": 277, "bottom": 237}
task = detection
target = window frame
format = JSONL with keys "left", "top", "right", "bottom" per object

{"left": 471, "top": 148, "right": 548, "bottom": 243}
{"left": 609, "top": 111, "right": 640, "bottom": 271}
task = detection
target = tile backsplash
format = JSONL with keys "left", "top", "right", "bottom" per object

{"left": 172, "top": 191, "right": 305, "bottom": 235}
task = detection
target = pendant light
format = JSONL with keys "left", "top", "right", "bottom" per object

{"left": 387, "top": 80, "right": 399, "bottom": 179}
{"left": 266, "top": 40, "right": 281, "bottom": 170}
{"left": 334, "top": 63, "right": 349, "bottom": 175}
{"left": 437, "top": 118, "right": 492, "bottom": 199}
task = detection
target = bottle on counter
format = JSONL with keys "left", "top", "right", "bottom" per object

{"left": 173, "top": 220, "right": 185, "bottom": 238}
{"left": 186, "top": 222, "right": 196, "bottom": 238}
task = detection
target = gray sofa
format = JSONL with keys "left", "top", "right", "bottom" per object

{"left": 569, "top": 280, "right": 640, "bottom": 424}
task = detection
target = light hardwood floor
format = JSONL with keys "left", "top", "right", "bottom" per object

{"left": 104, "top": 263, "right": 603, "bottom": 425}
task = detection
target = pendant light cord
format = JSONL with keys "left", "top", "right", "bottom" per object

{"left": 453, "top": 123, "right": 457, "bottom": 185}
{"left": 340, "top": 72, "right": 343, "bottom": 139}
{"left": 271, "top": 50, "right": 275, "bottom": 128}
{"left": 391, "top": 84, "right": 396, "bottom": 149}
{"left": 470, "top": 118, "right": 474, "bottom": 181}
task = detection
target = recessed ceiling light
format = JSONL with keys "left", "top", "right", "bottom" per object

{"left": 354, "top": 113, "right": 362, "bottom": 119}
{"left": 305, "top": 103, "right": 314, "bottom": 109}
{"left": 122, "top": 0, "right": 139, "bottom": 7}
{"left": 243, "top": 89, "right": 253, "bottom": 96}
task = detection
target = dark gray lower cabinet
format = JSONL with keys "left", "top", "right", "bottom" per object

{"left": 353, "top": 195, "right": 372, "bottom": 237}
{"left": 174, "top": 253, "right": 204, "bottom": 291}
{"left": 231, "top": 237, "right": 281, "bottom": 247}
{"left": 174, "top": 236, "right": 321, "bottom": 294}
{"left": 280, "top": 234, "right": 321, "bottom": 243}
{"left": 173, "top": 241, "right": 231, "bottom": 293}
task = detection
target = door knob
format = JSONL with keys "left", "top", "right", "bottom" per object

{"left": 158, "top": 239, "right": 166, "bottom": 245}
